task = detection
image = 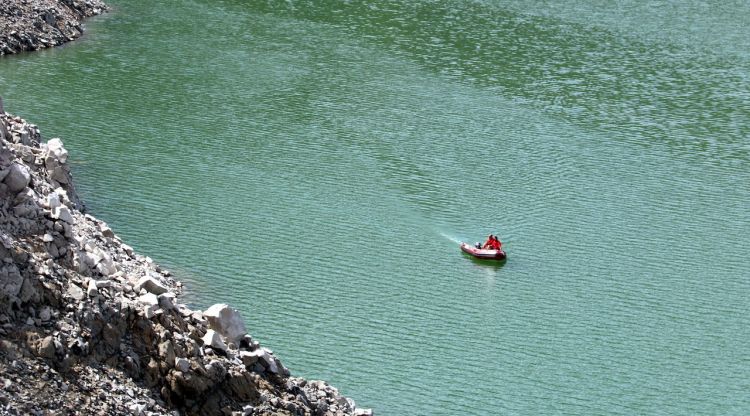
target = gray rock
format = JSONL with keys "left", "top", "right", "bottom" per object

{"left": 129, "top": 403, "right": 146, "bottom": 416}
{"left": 316, "top": 401, "right": 329, "bottom": 416}
{"left": 87, "top": 279, "right": 98, "bottom": 297}
{"left": 45, "top": 138, "right": 68, "bottom": 163}
{"left": 38, "top": 306, "right": 51, "bottom": 321}
{"left": 66, "top": 284, "right": 85, "bottom": 301}
{"left": 50, "top": 166, "right": 69, "bottom": 184}
{"left": 138, "top": 293, "right": 158, "bottom": 307}
{"left": 337, "top": 397, "right": 355, "bottom": 412}
{"left": 143, "top": 304, "right": 157, "bottom": 319}
{"left": 38, "top": 336, "right": 56, "bottom": 359}
{"left": 124, "top": 356, "right": 140, "bottom": 376}
{"left": 82, "top": 249, "right": 102, "bottom": 268}
{"left": 239, "top": 350, "right": 261, "bottom": 367}
{"left": 201, "top": 329, "right": 227, "bottom": 352}
{"left": 19, "top": 277, "right": 37, "bottom": 302}
{"left": 3, "top": 163, "right": 30, "bottom": 193}
{"left": 136, "top": 275, "right": 168, "bottom": 295}
{"left": 95, "top": 279, "right": 113, "bottom": 288}
{"left": 95, "top": 252, "right": 117, "bottom": 276}
{"left": 175, "top": 357, "right": 190, "bottom": 373}
{"left": 158, "top": 340, "right": 175, "bottom": 367}
{"left": 45, "top": 191, "right": 62, "bottom": 210}
{"left": 51, "top": 206, "right": 74, "bottom": 224}
{"left": 0, "top": 265, "right": 23, "bottom": 298}
{"left": 158, "top": 292, "right": 176, "bottom": 310}
{"left": 99, "top": 223, "right": 115, "bottom": 238}
{"left": 121, "top": 244, "right": 134, "bottom": 257}
{"left": 250, "top": 348, "right": 278, "bottom": 374}
{"left": 203, "top": 303, "right": 247, "bottom": 345}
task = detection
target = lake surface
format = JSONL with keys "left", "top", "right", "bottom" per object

{"left": 1, "top": 1, "right": 748, "bottom": 414}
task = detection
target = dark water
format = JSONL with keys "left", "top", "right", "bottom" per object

{"left": 1, "top": 1, "right": 748, "bottom": 414}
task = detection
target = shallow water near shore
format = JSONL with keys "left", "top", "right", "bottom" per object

{"left": 1, "top": 0, "right": 749, "bottom": 414}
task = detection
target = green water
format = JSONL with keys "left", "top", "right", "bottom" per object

{"left": 1, "top": 1, "right": 749, "bottom": 414}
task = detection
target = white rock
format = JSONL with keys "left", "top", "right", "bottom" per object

{"left": 203, "top": 304, "right": 247, "bottom": 345}
{"left": 51, "top": 206, "right": 74, "bottom": 224}
{"left": 46, "top": 138, "right": 68, "bottom": 163}
{"left": 245, "top": 348, "right": 278, "bottom": 374}
{"left": 136, "top": 275, "right": 168, "bottom": 295}
{"left": 42, "top": 233, "right": 54, "bottom": 242}
{"left": 83, "top": 250, "right": 102, "bottom": 268}
{"left": 82, "top": 239, "right": 97, "bottom": 253}
{"left": 87, "top": 279, "right": 98, "bottom": 297}
{"left": 201, "top": 329, "right": 227, "bottom": 352}
{"left": 56, "top": 187, "right": 69, "bottom": 198}
{"left": 96, "top": 252, "right": 117, "bottom": 276}
{"left": 129, "top": 402, "right": 146, "bottom": 416}
{"left": 138, "top": 293, "right": 159, "bottom": 307}
{"left": 48, "top": 188, "right": 68, "bottom": 209}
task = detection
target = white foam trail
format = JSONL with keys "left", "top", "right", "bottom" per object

{"left": 439, "top": 232, "right": 463, "bottom": 245}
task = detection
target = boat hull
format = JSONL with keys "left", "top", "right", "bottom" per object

{"left": 460, "top": 242, "right": 507, "bottom": 260}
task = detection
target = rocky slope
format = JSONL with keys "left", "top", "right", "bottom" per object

{"left": 0, "top": 0, "right": 107, "bottom": 55}
{"left": 0, "top": 110, "right": 373, "bottom": 416}
{"left": 0, "top": 2, "right": 372, "bottom": 415}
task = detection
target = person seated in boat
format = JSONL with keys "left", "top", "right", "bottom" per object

{"left": 491, "top": 235, "right": 502, "bottom": 250}
{"left": 481, "top": 234, "right": 495, "bottom": 249}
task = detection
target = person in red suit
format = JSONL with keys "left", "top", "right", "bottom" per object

{"left": 491, "top": 235, "right": 502, "bottom": 250}
{"left": 482, "top": 234, "right": 495, "bottom": 249}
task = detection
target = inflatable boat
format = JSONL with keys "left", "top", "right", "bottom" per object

{"left": 460, "top": 242, "right": 507, "bottom": 261}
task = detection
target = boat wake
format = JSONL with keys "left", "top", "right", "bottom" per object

{"left": 439, "top": 232, "right": 463, "bottom": 245}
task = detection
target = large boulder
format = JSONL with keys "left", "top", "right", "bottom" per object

{"left": 203, "top": 304, "right": 247, "bottom": 345}
{"left": 45, "top": 138, "right": 68, "bottom": 163}
{"left": 201, "top": 329, "right": 227, "bottom": 352}
{"left": 136, "top": 275, "right": 168, "bottom": 295}
{"left": 95, "top": 251, "right": 117, "bottom": 276}
{"left": 3, "top": 163, "right": 30, "bottom": 193}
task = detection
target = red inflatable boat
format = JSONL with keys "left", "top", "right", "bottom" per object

{"left": 460, "top": 242, "right": 507, "bottom": 261}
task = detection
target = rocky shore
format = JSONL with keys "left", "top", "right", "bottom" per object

{"left": 0, "top": 0, "right": 107, "bottom": 55}
{"left": 0, "top": 111, "right": 372, "bottom": 416}
{"left": 0, "top": 2, "right": 372, "bottom": 416}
